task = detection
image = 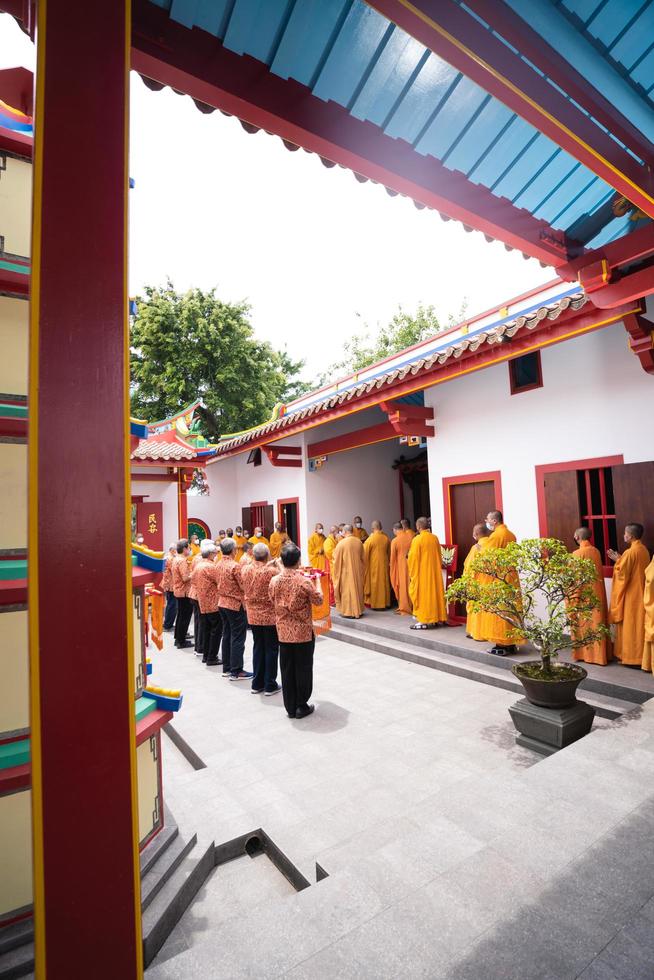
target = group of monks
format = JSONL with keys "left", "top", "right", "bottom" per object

{"left": 189, "top": 522, "right": 292, "bottom": 564}
{"left": 306, "top": 515, "right": 452, "bottom": 632}
{"left": 461, "top": 517, "right": 654, "bottom": 670}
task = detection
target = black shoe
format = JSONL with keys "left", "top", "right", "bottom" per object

{"left": 202, "top": 656, "right": 207, "bottom": 663}
{"left": 295, "top": 705, "right": 315, "bottom": 719}
{"left": 205, "top": 659, "right": 220, "bottom": 666}
{"left": 287, "top": 713, "right": 296, "bottom": 719}
{"left": 175, "top": 641, "right": 192, "bottom": 649}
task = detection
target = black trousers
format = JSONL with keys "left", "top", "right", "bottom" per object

{"left": 279, "top": 637, "right": 314, "bottom": 717}
{"left": 163, "top": 591, "right": 177, "bottom": 630}
{"left": 174, "top": 596, "right": 193, "bottom": 646}
{"left": 251, "top": 624, "right": 279, "bottom": 691}
{"left": 192, "top": 600, "right": 202, "bottom": 652}
{"left": 201, "top": 610, "right": 223, "bottom": 664}
{"left": 219, "top": 606, "right": 247, "bottom": 675}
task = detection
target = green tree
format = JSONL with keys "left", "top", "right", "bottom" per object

{"left": 319, "top": 301, "right": 467, "bottom": 384}
{"left": 130, "top": 283, "right": 310, "bottom": 439}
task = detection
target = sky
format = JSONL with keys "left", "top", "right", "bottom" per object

{"left": 1, "top": 14, "right": 552, "bottom": 381}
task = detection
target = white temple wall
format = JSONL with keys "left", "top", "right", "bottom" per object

{"left": 423, "top": 321, "right": 654, "bottom": 541}
{"left": 189, "top": 455, "right": 238, "bottom": 536}
{"left": 130, "top": 473, "right": 178, "bottom": 545}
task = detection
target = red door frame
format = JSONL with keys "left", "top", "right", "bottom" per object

{"left": 277, "top": 496, "right": 301, "bottom": 544}
{"left": 442, "top": 471, "right": 504, "bottom": 545}
{"left": 249, "top": 500, "right": 269, "bottom": 534}
{"left": 535, "top": 454, "right": 623, "bottom": 575}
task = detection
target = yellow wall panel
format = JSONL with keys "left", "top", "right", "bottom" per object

{"left": 0, "top": 443, "right": 27, "bottom": 549}
{"left": 0, "top": 609, "right": 28, "bottom": 734}
{"left": 0, "top": 789, "right": 33, "bottom": 917}
{"left": 137, "top": 737, "right": 160, "bottom": 845}
{"left": 0, "top": 296, "right": 29, "bottom": 397}
{"left": 0, "top": 156, "right": 31, "bottom": 256}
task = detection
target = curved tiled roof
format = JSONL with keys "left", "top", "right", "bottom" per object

{"left": 213, "top": 291, "right": 588, "bottom": 457}
{"left": 131, "top": 439, "right": 196, "bottom": 461}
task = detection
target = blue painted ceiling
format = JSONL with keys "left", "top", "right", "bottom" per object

{"left": 149, "top": 0, "right": 654, "bottom": 252}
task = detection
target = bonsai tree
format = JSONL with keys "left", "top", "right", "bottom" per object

{"left": 446, "top": 538, "right": 610, "bottom": 678}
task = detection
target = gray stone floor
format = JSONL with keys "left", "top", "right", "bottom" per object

{"left": 146, "top": 627, "right": 654, "bottom": 979}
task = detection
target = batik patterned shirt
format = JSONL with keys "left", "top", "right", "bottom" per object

{"left": 269, "top": 568, "right": 323, "bottom": 643}
{"left": 241, "top": 561, "right": 277, "bottom": 626}
{"left": 172, "top": 554, "right": 191, "bottom": 598}
{"left": 214, "top": 557, "right": 244, "bottom": 611}
{"left": 193, "top": 558, "right": 220, "bottom": 614}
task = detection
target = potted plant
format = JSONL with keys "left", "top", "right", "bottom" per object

{"left": 446, "top": 538, "right": 610, "bottom": 707}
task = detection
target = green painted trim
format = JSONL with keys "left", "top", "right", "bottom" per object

{"left": 0, "top": 258, "right": 29, "bottom": 276}
{"left": 0, "top": 560, "right": 27, "bottom": 581}
{"left": 0, "top": 738, "right": 30, "bottom": 770}
{"left": 0, "top": 403, "right": 28, "bottom": 419}
{"left": 135, "top": 696, "right": 157, "bottom": 723}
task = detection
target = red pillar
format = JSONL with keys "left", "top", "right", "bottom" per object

{"left": 177, "top": 469, "right": 188, "bottom": 538}
{"left": 29, "top": 2, "right": 142, "bottom": 977}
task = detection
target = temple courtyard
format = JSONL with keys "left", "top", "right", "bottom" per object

{"left": 145, "top": 626, "right": 654, "bottom": 979}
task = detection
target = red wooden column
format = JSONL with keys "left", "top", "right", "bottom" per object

{"left": 29, "top": 2, "right": 142, "bottom": 977}
{"left": 177, "top": 468, "right": 189, "bottom": 538}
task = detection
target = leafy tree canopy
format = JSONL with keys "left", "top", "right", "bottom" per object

{"left": 318, "top": 301, "right": 468, "bottom": 385}
{"left": 130, "top": 282, "right": 310, "bottom": 440}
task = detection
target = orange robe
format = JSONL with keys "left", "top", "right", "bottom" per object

{"left": 408, "top": 530, "right": 446, "bottom": 624}
{"left": 479, "top": 524, "right": 524, "bottom": 647}
{"left": 464, "top": 536, "right": 490, "bottom": 640}
{"left": 363, "top": 531, "right": 391, "bottom": 609}
{"left": 323, "top": 534, "right": 338, "bottom": 573}
{"left": 269, "top": 531, "right": 289, "bottom": 559}
{"left": 352, "top": 526, "right": 369, "bottom": 543}
{"left": 308, "top": 532, "right": 328, "bottom": 572}
{"left": 642, "top": 558, "right": 654, "bottom": 674}
{"left": 390, "top": 531, "right": 413, "bottom": 615}
{"left": 248, "top": 534, "right": 270, "bottom": 549}
{"left": 233, "top": 534, "right": 247, "bottom": 562}
{"left": 571, "top": 541, "right": 612, "bottom": 665}
{"left": 333, "top": 535, "right": 365, "bottom": 618}
{"left": 610, "top": 540, "right": 650, "bottom": 666}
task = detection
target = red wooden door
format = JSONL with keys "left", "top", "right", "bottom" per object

{"left": 136, "top": 501, "right": 163, "bottom": 551}
{"left": 241, "top": 507, "right": 252, "bottom": 534}
{"left": 543, "top": 470, "right": 580, "bottom": 551}
{"left": 449, "top": 481, "right": 497, "bottom": 618}
{"left": 613, "top": 461, "right": 654, "bottom": 555}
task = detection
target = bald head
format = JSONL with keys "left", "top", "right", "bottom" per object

{"left": 253, "top": 543, "right": 270, "bottom": 562}
{"left": 371, "top": 520, "right": 382, "bottom": 532}
{"left": 343, "top": 524, "right": 353, "bottom": 535}
{"left": 574, "top": 527, "right": 592, "bottom": 542}
{"left": 416, "top": 517, "right": 429, "bottom": 531}
{"left": 626, "top": 522, "right": 644, "bottom": 541}
{"left": 400, "top": 519, "right": 411, "bottom": 530}
{"left": 473, "top": 523, "right": 489, "bottom": 540}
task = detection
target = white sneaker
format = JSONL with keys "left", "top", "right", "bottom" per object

{"left": 264, "top": 685, "right": 281, "bottom": 696}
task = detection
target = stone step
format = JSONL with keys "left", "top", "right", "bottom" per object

{"left": 0, "top": 939, "right": 33, "bottom": 980}
{"left": 141, "top": 831, "right": 198, "bottom": 913}
{"left": 0, "top": 923, "right": 32, "bottom": 959}
{"left": 329, "top": 624, "right": 636, "bottom": 720}
{"left": 331, "top": 616, "right": 652, "bottom": 706}
{"left": 142, "top": 841, "right": 215, "bottom": 967}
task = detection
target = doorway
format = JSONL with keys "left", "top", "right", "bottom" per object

{"left": 278, "top": 498, "right": 300, "bottom": 544}
{"left": 443, "top": 472, "right": 502, "bottom": 620}
{"left": 242, "top": 501, "right": 274, "bottom": 537}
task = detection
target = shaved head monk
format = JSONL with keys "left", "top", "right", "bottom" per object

{"left": 363, "top": 521, "right": 391, "bottom": 610}
{"left": 608, "top": 523, "right": 650, "bottom": 666}
{"left": 333, "top": 524, "right": 365, "bottom": 618}
{"left": 571, "top": 528, "right": 611, "bottom": 665}
{"left": 481, "top": 510, "right": 524, "bottom": 656}
{"left": 407, "top": 517, "right": 446, "bottom": 629}
{"left": 352, "top": 516, "right": 369, "bottom": 542}
{"left": 463, "top": 522, "right": 490, "bottom": 641}
{"left": 390, "top": 522, "right": 413, "bottom": 615}
{"left": 400, "top": 519, "right": 415, "bottom": 539}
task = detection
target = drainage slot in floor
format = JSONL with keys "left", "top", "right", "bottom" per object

{"left": 163, "top": 722, "right": 207, "bottom": 770}
{"left": 245, "top": 834, "right": 263, "bottom": 858}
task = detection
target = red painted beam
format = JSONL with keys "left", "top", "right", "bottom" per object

{"left": 130, "top": 0, "right": 572, "bottom": 266}
{"left": 623, "top": 312, "right": 654, "bottom": 375}
{"left": 463, "top": 0, "right": 654, "bottom": 168}
{"left": 308, "top": 422, "right": 399, "bottom": 459}
{"left": 589, "top": 267, "right": 654, "bottom": 309}
{"left": 558, "top": 223, "right": 654, "bottom": 280}
{"left": 268, "top": 458, "right": 302, "bottom": 468}
{"left": 131, "top": 472, "right": 177, "bottom": 482}
{"left": 0, "top": 577, "right": 27, "bottom": 606}
{"left": 135, "top": 708, "right": 173, "bottom": 746}
{"left": 368, "top": 0, "right": 654, "bottom": 220}
{"left": 29, "top": 1, "right": 142, "bottom": 976}
{"left": 0, "top": 762, "right": 30, "bottom": 794}
{"left": 380, "top": 400, "right": 434, "bottom": 420}
{"left": 264, "top": 444, "right": 302, "bottom": 455}
{"left": 0, "top": 417, "right": 27, "bottom": 438}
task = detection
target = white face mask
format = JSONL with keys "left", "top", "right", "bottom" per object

{"left": 317, "top": 527, "right": 323, "bottom": 534}
{"left": 486, "top": 522, "right": 493, "bottom": 531}
{"left": 355, "top": 522, "right": 362, "bottom": 528}
{"left": 256, "top": 531, "right": 262, "bottom": 537}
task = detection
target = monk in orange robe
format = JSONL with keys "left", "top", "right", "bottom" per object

{"left": 363, "top": 521, "right": 391, "bottom": 610}
{"left": 463, "top": 523, "right": 490, "bottom": 641}
{"left": 352, "top": 516, "right": 369, "bottom": 543}
{"left": 642, "top": 555, "right": 654, "bottom": 674}
{"left": 333, "top": 525, "right": 365, "bottom": 618}
{"left": 480, "top": 510, "right": 524, "bottom": 655}
{"left": 269, "top": 522, "right": 289, "bottom": 559}
{"left": 608, "top": 523, "right": 650, "bottom": 666}
{"left": 390, "top": 522, "right": 413, "bottom": 615}
{"left": 408, "top": 517, "right": 446, "bottom": 628}
{"left": 233, "top": 526, "right": 247, "bottom": 562}
{"left": 400, "top": 519, "right": 415, "bottom": 540}
{"left": 571, "top": 527, "right": 612, "bottom": 665}
{"left": 308, "top": 523, "right": 328, "bottom": 572}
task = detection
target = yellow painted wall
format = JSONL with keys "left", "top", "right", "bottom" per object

{"left": 0, "top": 155, "right": 31, "bottom": 256}
{"left": 0, "top": 789, "right": 33, "bottom": 917}
{"left": 137, "top": 737, "right": 160, "bottom": 845}
{"left": 0, "top": 296, "right": 28, "bottom": 397}
{"left": 0, "top": 610, "right": 28, "bottom": 734}
{"left": 0, "top": 443, "right": 27, "bottom": 549}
